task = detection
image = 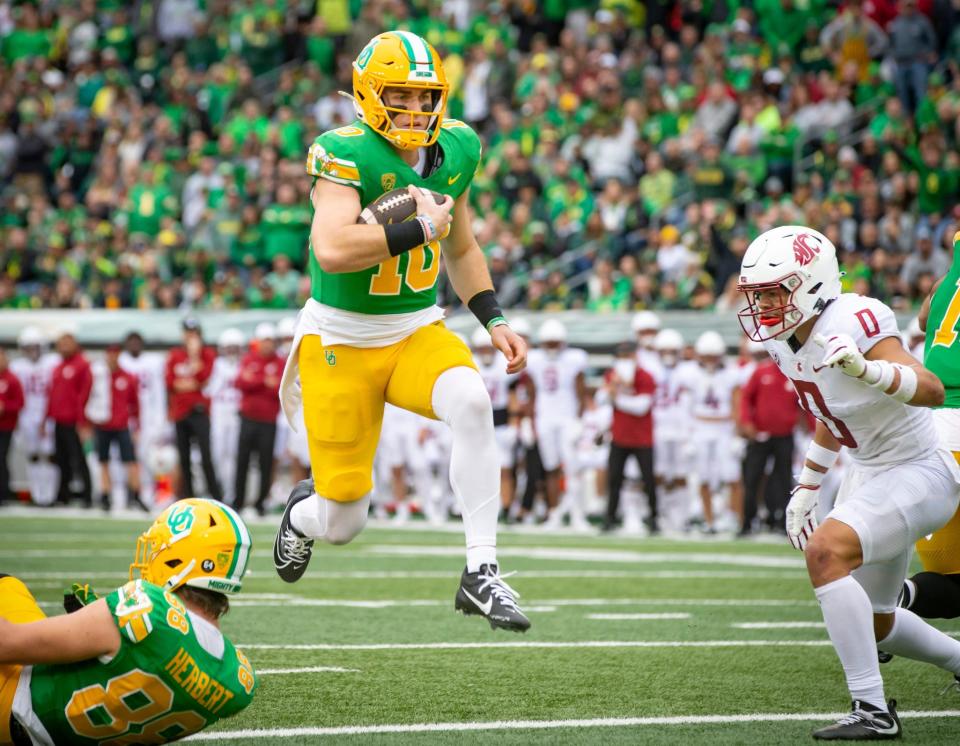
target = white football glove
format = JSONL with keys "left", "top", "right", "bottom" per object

{"left": 785, "top": 484, "right": 819, "bottom": 551}
{"left": 813, "top": 332, "right": 866, "bottom": 378}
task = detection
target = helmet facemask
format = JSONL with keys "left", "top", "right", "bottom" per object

{"left": 737, "top": 273, "right": 808, "bottom": 342}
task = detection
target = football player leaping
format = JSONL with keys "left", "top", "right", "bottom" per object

{"left": 738, "top": 225, "right": 960, "bottom": 741}
{"left": 272, "top": 31, "right": 530, "bottom": 632}
{"left": 0, "top": 499, "right": 256, "bottom": 744}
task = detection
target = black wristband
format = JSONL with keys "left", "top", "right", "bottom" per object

{"left": 385, "top": 220, "right": 426, "bottom": 257}
{"left": 468, "top": 289, "right": 506, "bottom": 331}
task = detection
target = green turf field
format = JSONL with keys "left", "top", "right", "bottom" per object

{"left": 2, "top": 512, "right": 959, "bottom": 744}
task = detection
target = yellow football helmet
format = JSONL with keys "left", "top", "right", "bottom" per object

{"left": 352, "top": 31, "right": 449, "bottom": 150}
{"left": 130, "top": 499, "right": 252, "bottom": 594}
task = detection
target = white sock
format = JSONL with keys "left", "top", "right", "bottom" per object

{"left": 432, "top": 366, "right": 498, "bottom": 572}
{"left": 290, "top": 492, "right": 370, "bottom": 545}
{"left": 815, "top": 576, "right": 887, "bottom": 711}
{"left": 879, "top": 607, "right": 960, "bottom": 675}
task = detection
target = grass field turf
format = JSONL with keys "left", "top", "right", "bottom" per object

{"left": 2, "top": 512, "right": 960, "bottom": 744}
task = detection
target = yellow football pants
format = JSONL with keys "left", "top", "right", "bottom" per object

{"left": 0, "top": 576, "right": 45, "bottom": 746}
{"left": 917, "top": 452, "right": 960, "bottom": 575}
{"left": 300, "top": 321, "right": 476, "bottom": 503}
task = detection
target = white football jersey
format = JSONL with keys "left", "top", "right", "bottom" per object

{"left": 476, "top": 358, "right": 517, "bottom": 411}
{"left": 10, "top": 353, "right": 58, "bottom": 423}
{"left": 119, "top": 351, "right": 168, "bottom": 426}
{"left": 654, "top": 360, "right": 695, "bottom": 439}
{"left": 764, "top": 293, "right": 938, "bottom": 467}
{"left": 207, "top": 356, "right": 241, "bottom": 419}
{"left": 526, "top": 347, "right": 588, "bottom": 422}
{"left": 677, "top": 362, "right": 740, "bottom": 421}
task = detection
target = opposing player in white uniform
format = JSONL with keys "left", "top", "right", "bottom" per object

{"left": 738, "top": 225, "right": 960, "bottom": 740}
{"left": 10, "top": 327, "right": 58, "bottom": 505}
{"left": 677, "top": 331, "right": 741, "bottom": 533}
{"left": 652, "top": 329, "right": 693, "bottom": 531}
{"left": 525, "top": 320, "right": 588, "bottom": 529}
{"left": 207, "top": 328, "right": 245, "bottom": 506}
{"left": 119, "top": 331, "right": 169, "bottom": 506}
{"left": 471, "top": 327, "right": 520, "bottom": 520}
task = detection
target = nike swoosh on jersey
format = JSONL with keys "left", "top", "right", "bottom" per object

{"left": 812, "top": 364, "right": 828, "bottom": 372}
{"left": 462, "top": 588, "right": 493, "bottom": 615}
{"left": 447, "top": 173, "right": 462, "bottom": 185}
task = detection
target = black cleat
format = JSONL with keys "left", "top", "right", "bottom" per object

{"left": 812, "top": 699, "right": 901, "bottom": 740}
{"left": 273, "top": 479, "right": 316, "bottom": 583}
{"left": 877, "top": 651, "right": 894, "bottom": 664}
{"left": 455, "top": 564, "right": 530, "bottom": 632}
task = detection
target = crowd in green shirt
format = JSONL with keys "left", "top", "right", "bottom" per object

{"left": 0, "top": 0, "right": 958, "bottom": 312}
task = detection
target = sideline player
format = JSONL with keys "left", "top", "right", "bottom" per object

{"left": 0, "top": 499, "right": 256, "bottom": 744}
{"left": 738, "top": 225, "right": 960, "bottom": 740}
{"left": 897, "top": 231, "right": 960, "bottom": 620}
{"left": 272, "top": 31, "right": 529, "bottom": 631}
{"left": 9, "top": 327, "right": 58, "bottom": 506}
{"left": 471, "top": 327, "right": 520, "bottom": 521}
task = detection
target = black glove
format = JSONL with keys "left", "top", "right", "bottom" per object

{"left": 63, "top": 582, "right": 99, "bottom": 613}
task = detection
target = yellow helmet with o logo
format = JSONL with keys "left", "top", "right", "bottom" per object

{"left": 130, "top": 499, "right": 252, "bottom": 594}
{"left": 352, "top": 31, "right": 449, "bottom": 150}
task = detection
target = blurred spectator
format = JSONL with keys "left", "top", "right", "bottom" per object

{"left": 94, "top": 345, "right": 144, "bottom": 512}
{"left": 166, "top": 318, "right": 221, "bottom": 501}
{"left": 0, "top": 348, "right": 23, "bottom": 504}
{"left": 602, "top": 342, "right": 658, "bottom": 534}
{"left": 888, "top": 0, "right": 937, "bottom": 115}
{"left": 234, "top": 323, "right": 283, "bottom": 515}
{"left": 47, "top": 328, "right": 92, "bottom": 507}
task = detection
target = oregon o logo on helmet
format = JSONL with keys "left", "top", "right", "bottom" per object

{"left": 166, "top": 505, "right": 195, "bottom": 536}
{"left": 356, "top": 41, "right": 377, "bottom": 70}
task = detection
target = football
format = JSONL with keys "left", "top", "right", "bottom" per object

{"left": 358, "top": 187, "right": 446, "bottom": 225}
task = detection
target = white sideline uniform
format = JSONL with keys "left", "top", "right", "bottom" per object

{"left": 527, "top": 347, "right": 588, "bottom": 472}
{"left": 207, "top": 356, "right": 241, "bottom": 504}
{"left": 653, "top": 360, "right": 696, "bottom": 481}
{"left": 10, "top": 353, "right": 59, "bottom": 504}
{"left": 118, "top": 350, "right": 169, "bottom": 496}
{"left": 677, "top": 362, "right": 741, "bottom": 487}
{"left": 476, "top": 357, "right": 518, "bottom": 469}
{"left": 764, "top": 293, "right": 960, "bottom": 612}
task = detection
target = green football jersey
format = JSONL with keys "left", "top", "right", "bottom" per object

{"left": 305, "top": 118, "right": 482, "bottom": 314}
{"left": 924, "top": 232, "right": 960, "bottom": 408}
{"left": 18, "top": 580, "right": 256, "bottom": 745}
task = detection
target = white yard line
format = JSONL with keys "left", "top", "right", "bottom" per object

{"left": 258, "top": 666, "right": 360, "bottom": 675}
{"left": 186, "top": 710, "right": 960, "bottom": 740}
{"left": 367, "top": 545, "right": 804, "bottom": 569}
{"left": 586, "top": 613, "right": 691, "bottom": 621}
{"left": 13, "top": 570, "right": 805, "bottom": 584}
{"left": 733, "top": 622, "right": 826, "bottom": 630}
{"left": 225, "top": 597, "right": 814, "bottom": 609}
{"left": 238, "top": 640, "right": 834, "bottom": 651}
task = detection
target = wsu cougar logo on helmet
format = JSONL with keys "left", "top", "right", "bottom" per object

{"left": 793, "top": 233, "right": 821, "bottom": 266}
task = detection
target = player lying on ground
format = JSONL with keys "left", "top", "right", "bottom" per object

{"left": 273, "top": 31, "right": 529, "bottom": 631}
{"left": 738, "top": 225, "right": 960, "bottom": 741}
{"left": 0, "top": 499, "right": 256, "bottom": 745}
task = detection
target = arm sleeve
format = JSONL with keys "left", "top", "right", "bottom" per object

{"left": 614, "top": 393, "right": 653, "bottom": 416}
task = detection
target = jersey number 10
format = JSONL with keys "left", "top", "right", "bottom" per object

{"left": 370, "top": 241, "right": 441, "bottom": 295}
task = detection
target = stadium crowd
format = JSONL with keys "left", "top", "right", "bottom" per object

{"left": 1, "top": 1, "right": 959, "bottom": 313}
{"left": 0, "top": 310, "right": 864, "bottom": 538}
